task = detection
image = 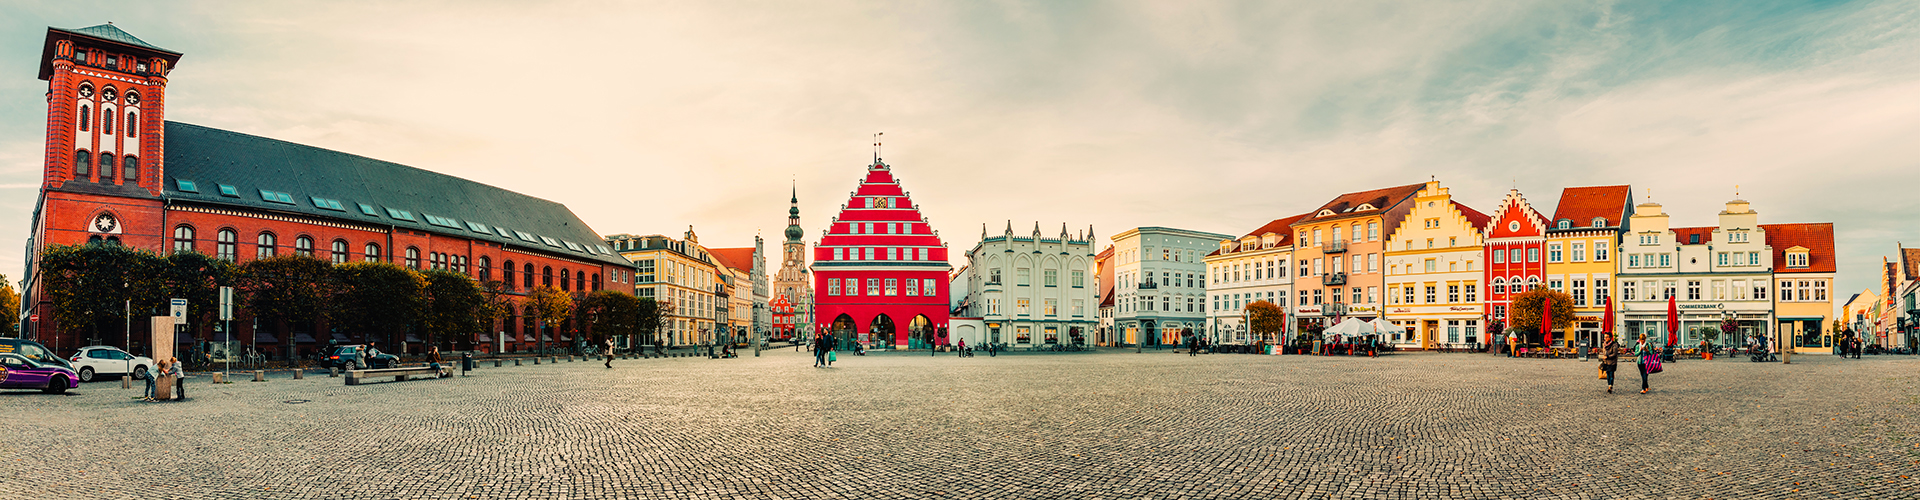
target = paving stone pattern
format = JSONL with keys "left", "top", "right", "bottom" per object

{"left": 4, "top": 349, "right": 1918, "bottom": 499}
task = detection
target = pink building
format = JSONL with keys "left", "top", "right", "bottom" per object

{"left": 811, "top": 159, "right": 952, "bottom": 349}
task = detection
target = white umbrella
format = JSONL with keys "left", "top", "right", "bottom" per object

{"left": 1323, "top": 318, "right": 1370, "bottom": 340}
{"left": 1367, "top": 318, "right": 1396, "bottom": 337}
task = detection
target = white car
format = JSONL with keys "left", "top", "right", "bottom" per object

{"left": 68, "top": 346, "right": 154, "bottom": 383}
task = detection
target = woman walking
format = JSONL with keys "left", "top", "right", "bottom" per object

{"left": 1598, "top": 335, "right": 1620, "bottom": 394}
{"left": 1635, "top": 334, "right": 1655, "bottom": 394}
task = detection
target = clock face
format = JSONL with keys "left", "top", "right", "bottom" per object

{"left": 101, "top": 87, "right": 117, "bottom": 102}
{"left": 78, "top": 84, "right": 94, "bottom": 99}
{"left": 872, "top": 197, "right": 890, "bottom": 209}
{"left": 124, "top": 92, "right": 140, "bottom": 106}
{"left": 1507, "top": 221, "right": 1520, "bottom": 232}
{"left": 92, "top": 213, "right": 118, "bottom": 233}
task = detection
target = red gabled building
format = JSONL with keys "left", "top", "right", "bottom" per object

{"left": 1483, "top": 188, "right": 1549, "bottom": 329}
{"left": 810, "top": 159, "right": 952, "bottom": 350}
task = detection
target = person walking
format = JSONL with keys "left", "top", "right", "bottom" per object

{"left": 604, "top": 339, "right": 615, "bottom": 368}
{"left": 1598, "top": 335, "right": 1620, "bottom": 394}
{"left": 1635, "top": 334, "right": 1655, "bottom": 394}
{"left": 811, "top": 333, "right": 826, "bottom": 368}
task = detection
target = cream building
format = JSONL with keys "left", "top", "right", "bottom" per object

{"left": 1204, "top": 214, "right": 1304, "bottom": 345}
{"left": 606, "top": 228, "right": 724, "bottom": 347}
{"left": 1616, "top": 200, "right": 1775, "bottom": 349}
{"left": 1382, "top": 180, "right": 1490, "bottom": 349}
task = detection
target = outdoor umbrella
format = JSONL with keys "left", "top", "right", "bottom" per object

{"left": 1666, "top": 295, "right": 1680, "bottom": 347}
{"left": 1541, "top": 295, "right": 1553, "bottom": 347}
{"left": 1601, "top": 296, "right": 1614, "bottom": 340}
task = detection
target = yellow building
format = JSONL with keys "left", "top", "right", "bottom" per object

{"left": 606, "top": 227, "right": 724, "bottom": 347}
{"left": 1767, "top": 223, "right": 1836, "bottom": 354}
{"left": 1543, "top": 186, "right": 1633, "bottom": 347}
{"left": 1383, "top": 180, "right": 1490, "bottom": 349}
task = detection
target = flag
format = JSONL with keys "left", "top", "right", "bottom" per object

{"left": 1666, "top": 294, "right": 1680, "bottom": 347}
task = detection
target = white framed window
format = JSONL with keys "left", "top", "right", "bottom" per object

{"left": 827, "top": 278, "right": 841, "bottom": 296}
{"left": 885, "top": 278, "right": 898, "bottom": 296}
{"left": 867, "top": 279, "right": 880, "bottom": 296}
{"left": 1595, "top": 241, "right": 1610, "bottom": 261}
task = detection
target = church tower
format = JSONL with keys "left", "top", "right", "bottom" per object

{"left": 773, "top": 184, "right": 814, "bottom": 340}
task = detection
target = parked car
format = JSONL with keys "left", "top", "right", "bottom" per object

{"left": 0, "top": 338, "right": 79, "bottom": 394}
{"left": 320, "top": 344, "right": 398, "bottom": 370}
{"left": 68, "top": 345, "right": 154, "bottom": 383}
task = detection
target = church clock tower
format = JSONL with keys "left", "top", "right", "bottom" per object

{"left": 773, "top": 184, "right": 814, "bottom": 339}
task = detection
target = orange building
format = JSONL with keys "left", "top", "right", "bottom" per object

{"left": 1288, "top": 183, "right": 1425, "bottom": 332}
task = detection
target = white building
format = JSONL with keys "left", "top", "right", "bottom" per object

{"left": 1112, "top": 226, "right": 1232, "bottom": 347}
{"left": 1617, "top": 199, "right": 1774, "bottom": 348}
{"left": 952, "top": 222, "right": 1099, "bottom": 347}
{"left": 1204, "top": 215, "right": 1305, "bottom": 345}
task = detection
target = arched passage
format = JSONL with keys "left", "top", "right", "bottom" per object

{"left": 908, "top": 314, "right": 933, "bottom": 349}
{"left": 866, "top": 314, "right": 895, "bottom": 350}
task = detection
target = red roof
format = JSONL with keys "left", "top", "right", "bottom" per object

{"left": 1097, "top": 245, "right": 1115, "bottom": 307}
{"left": 1902, "top": 247, "right": 1920, "bottom": 281}
{"left": 1672, "top": 226, "right": 1714, "bottom": 246}
{"left": 1293, "top": 183, "right": 1426, "bottom": 226}
{"left": 1551, "top": 185, "right": 1632, "bottom": 228}
{"left": 1211, "top": 213, "right": 1311, "bottom": 256}
{"left": 707, "top": 247, "right": 756, "bottom": 273}
{"left": 1760, "top": 223, "right": 1836, "bottom": 274}
{"left": 1455, "top": 203, "right": 1492, "bottom": 230}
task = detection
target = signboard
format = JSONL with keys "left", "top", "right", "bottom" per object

{"left": 170, "top": 298, "right": 189, "bottom": 325}
{"left": 1295, "top": 305, "right": 1323, "bottom": 315}
{"left": 28, "top": 314, "right": 37, "bottom": 323}
{"left": 219, "top": 286, "right": 234, "bottom": 321}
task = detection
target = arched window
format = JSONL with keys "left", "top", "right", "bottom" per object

{"left": 216, "top": 229, "right": 237, "bottom": 261}
{"left": 405, "top": 247, "right": 421, "bottom": 269}
{"left": 503, "top": 260, "right": 516, "bottom": 290}
{"left": 173, "top": 225, "right": 195, "bottom": 253}
{"left": 560, "top": 268, "right": 570, "bottom": 291}
{"left": 592, "top": 273, "right": 600, "bottom": 291}
{"left": 478, "top": 257, "right": 492, "bottom": 282}
{"left": 294, "top": 236, "right": 314, "bottom": 257}
{"left": 102, "top": 107, "right": 114, "bottom": 135}
{"left": 73, "top": 150, "right": 90, "bottom": 178}
{"left": 78, "top": 105, "right": 90, "bottom": 132}
{"left": 364, "top": 243, "right": 381, "bottom": 262}
{"left": 575, "top": 270, "right": 585, "bottom": 291}
{"left": 543, "top": 266, "right": 553, "bottom": 287}
{"left": 127, "top": 111, "right": 138, "bottom": 138}
{"left": 331, "top": 240, "right": 349, "bottom": 264}
{"left": 122, "top": 156, "right": 137, "bottom": 183}
{"left": 100, "top": 153, "right": 115, "bottom": 182}
{"left": 523, "top": 263, "right": 535, "bottom": 289}
{"left": 257, "top": 232, "right": 277, "bottom": 259}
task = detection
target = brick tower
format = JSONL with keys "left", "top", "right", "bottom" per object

{"left": 810, "top": 159, "right": 951, "bottom": 350}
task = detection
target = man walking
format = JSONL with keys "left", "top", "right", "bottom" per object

{"left": 604, "top": 339, "right": 615, "bottom": 368}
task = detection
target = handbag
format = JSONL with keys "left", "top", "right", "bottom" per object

{"left": 828, "top": 350, "right": 837, "bottom": 362}
{"left": 1643, "top": 354, "right": 1663, "bottom": 374}
{"left": 1598, "top": 366, "right": 1606, "bottom": 379}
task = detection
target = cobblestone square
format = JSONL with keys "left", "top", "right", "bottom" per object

{"left": 4, "top": 349, "right": 1918, "bottom": 499}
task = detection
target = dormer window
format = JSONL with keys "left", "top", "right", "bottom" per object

{"left": 1556, "top": 219, "right": 1572, "bottom": 230}
{"left": 1786, "top": 248, "right": 1810, "bottom": 268}
{"left": 1592, "top": 217, "right": 1606, "bottom": 227}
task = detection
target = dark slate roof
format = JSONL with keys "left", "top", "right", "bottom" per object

{"left": 162, "top": 122, "right": 631, "bottom": 267}
{"left": 59, "top": 24, "right": 177, "bottom": 54}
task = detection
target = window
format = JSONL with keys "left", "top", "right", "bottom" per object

{"left": 1424, "top": 259, "right": 1436, "bottom": 273}
{"left": 1548, "top": 243, "right": 1562, "bottom": 263}
{"left": 867, "top": 279, "right": 880, "bottom": 296}
{"left": 1017, "top": 268, "right": 1031, "bottom": 286}
{"left": 1044, "top": 269, "right": 1058, "bottom": 287}
{"left": 1549, "top": 279, "right": 1564, "bottom": 293}
{"left": 1595, "top": 278, "right": 1609, "bottom": 304}
{"left": 1712, "top": 280, "right": 1727, "bottom": 301}
{"left": 478, "top": 257, "right": 491, "bottom": 281}
{"left": 1571, "top": 243, "right": 1585, "bottom": 262}
{"left": 635, "top": 260, "right": 654, "bottom": 283}
{"left": 1787, "top": 252, "right": 1809, "bottom": 268}
{"left": 311, "top": 197, "right": 346, "bottom": 211}
{"left": 1464, "top": 284, "right": 1478, "bottom": 302}
{"left": 918, "top": 248, "right": 928, "bottom": 260}
{"left": 1072, "top": 270, "right": 1086, "bottom": 287}
{"left": 365, "top": 243, "right": 381, "bottom": 262}
{"left": 258, "top": 190, "right": 294, "bottom": 204}
{"left": 1527, "top": 248, "right": 1539, "bottom": 262}
{"left": 1448, "top": 284, "right": 1460, "bottom": 303}
{"left": 1595, "top": 241, "right": 1610, "bottom": 262}
{"left": 1749, "top": 252, "right": 1761, "bottom": 266}
{"left": 1663, "top": 281, "right": 1677, "bottom": 300}
{"left": 884, "top": 278, "right": 898, "bottom": 296}
{"left": 294, "top": 236, "right": 313, "bottom": 257}
{"left": 905, "top": 278, "right": 918, "bottom": 296}
{"left": 404, "top": 247, "right": 421, "bottom": 269}
{"left": 1447, "top": 320, "right": 1461, "bottom": 343}
{"left": 1753, "top": 281, "right": 1768, "bottom": 300}
{"left": 1045, "top": 298, "right": 1058, "bottom": 316}
{"left": 100, "top": 153, "right": 115, "bottom": 181}
{"left": 1352, "top": 223, "right": 1362, "bottom": 242}
{"left": 827, "top": 278, "right": 841, "bottom": 296}
{"left": 79, "top": 104, "right": 91, "bottom": 132}
{"left": 863, "top": 247, "right": 874, "bottom": 260}
{"left": 1425, "top": 285, "right": 1437, "bottom": 304}
{"left": 1367, "top": 222, "right": 1379, "bottom": 240}
{"left": 1493, "top": 249, "right": 1504, "bottom": 264}
{"left": 832, "top": 248, "right": 844, "bottom": 260}
{"left": 385, "top": 208, "right": 416, "bottom": 222}
{"left": 1353, "top": 287, "right": 1364, "bottom": 304}
{"left": 923, "top": 279, "right": 937, "bottom": 296}
{"left": 122, "top": 156, "right": 139, "bottom": 183}
{"left": 358, "top": 203, "right": 380, "bottom": 216}
{"left": 1621, "top": 280, "right": 1636, "bottom": 301}
{"left": 216, "top": 229, "right": 237, "bottom": 261}
{"left": 887, "top": 247, "right": 898, "bottom": 260}
{"left": 1571, "top": 279, "right": 1586, "bottom": 306}
{"left": 1659, "top": 254, "right": 1671, "bottom": 267}
{"left": 1368, "top": 253, "right": 1379, "bottom": 273}
{"left": 542, "top": 266, "right": 554, "bottom": 287}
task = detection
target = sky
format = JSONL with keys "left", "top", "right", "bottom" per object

{"left": 3, "top": 0, "right": 1919, "bottom": 317}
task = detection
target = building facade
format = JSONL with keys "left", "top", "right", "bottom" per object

{"left": 1382, "top": 181, "right": 1489, "bottom": 350}
{"left": 1111, "top": 227, "right": 1230, "bottom": 347}
{"left": 1095, "top": 245, "right": 1115, "bottom": 346}
{"left": 810, "top": 159, "right": 951, "bottom": 350}
{"left": 954, "top": 222, "right": 1099, "bottom": 347}
{"left": 772, "top": 186, "right": 813, "bottom": 341}
{"left": 608, "top": 229, "right": 724, "bottom": 347}
{"left": 1764, "top": 222, "right": 1836, "bottom": 353}
{"left": 19, "top": 24, "right": 634, "bottom": 358}
{"left": 1483, "top": 188, "right": 1548, "bottom": 337}
{"left": 1543, "top": 185, "right": 1633, "bottom": 348}
{"left": 1289, "top": 184, "right": 1423, "bottom": 334}
{"left": 709, "top": 245, "right": 761, "bottom": 344}
{"left": 1204, "top": 214, "right": 1304, "bottom": 345}
{"left": 1616, "top": 200, "right": 1775, "bottom": 349}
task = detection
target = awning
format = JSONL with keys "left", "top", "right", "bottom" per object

{"left": 542, "top": 335, "right": 553, "bottom": 342}
{"left": 404, "top": 334, "right": 422, "bottom": 343}
{"left": 559, "top": 335, "right": 571, "bottom": 341}
{"left": 294, "top": 333, "right": 317, "bottom": 343}
{"left": 476, "top": 334, "right": 493, "bottom": 343}
{"left": 253, "top": 332, "right": 278, "bottom": 344}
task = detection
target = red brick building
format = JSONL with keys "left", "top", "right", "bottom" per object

{"left": 19, "top": 24, "right": 634, "bottom": 357}
{"left": 810, "top": 159, "right": 951, "bottom": 350}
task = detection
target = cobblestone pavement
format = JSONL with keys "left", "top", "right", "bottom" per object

{"left": 4, "top": 349, "right": 1918, "bottom": 499}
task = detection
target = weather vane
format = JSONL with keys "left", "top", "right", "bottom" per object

{"left": 873, "top": 132, "right": 883, "bottom": 162}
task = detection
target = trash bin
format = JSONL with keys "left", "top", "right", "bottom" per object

{"left": 462, "top": 353, "right": 475, "bottom": 371}
{"left": 1578, "top": 341, "right": 1590, "bottom": 361}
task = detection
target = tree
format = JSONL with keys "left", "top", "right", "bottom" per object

{"left": 422, "top": 270, "right": 485, "bottom": 352}
{"left": 0, "top": 274, "right": 19, "bottom": 337}
{"left": 39, "top": 244, "right": 163, "bottom": 350}
{"left": 331, "top": 261, "right": 424, "bottom": 352}
{"left": 1508, "top": 287, "right": 1576, "bottom": 342}
{"left": 1245, "top": 300, "right": 1286, "bottom": 343}
{"left": 239, "top": 255, "right": 336, "bottom": 359}
{"left": 635, "top": 296, "right": 666, "bottom": 348}
{"left": 524, "top": 286, "right": 572, "bottom": 353}
{"left": 157, "top": 251, "right": 238, "bottom": 345}
{"left": 474, "top": 280, "right": 512, "bottom": 350}
{"left": 582, "top": 290, "right": 642, "bottom": 348}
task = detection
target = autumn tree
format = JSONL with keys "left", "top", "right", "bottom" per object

{"left": 581, "top": 290, "right": 642, "bottom": 348}
{"left": 421, "top": 269, "right": 485, "bottom": 351}
{"left": 524, "top": 285, "right": 573, "bottom": 353}
{"left": 331, "top": 261, "right": 425, "bottom": 351}
{"left": 1508, "top": 287, "right": 1576, "bottom": 342}
{"left": 39, "top": 244, "right": 162, "bottom": 348}
{"left": 1245, "top": 300, "right": 1286, "bottom": 343}
{"left": 239, "top": 255, "right": 337, "bottom": 358}
{"left": 0, "top": 274, "right": 19, "bottom": 337}
{"left": 157, "top": 251, "right": 238, "bottom": 344}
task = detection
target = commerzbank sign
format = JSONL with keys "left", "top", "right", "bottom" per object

{"left": 1679, "top": 304, "right": 1725, "bottom": 309}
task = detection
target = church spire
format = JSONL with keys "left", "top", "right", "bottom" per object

{"left": 784, "top": 181, "right": 804, "bottom": 242}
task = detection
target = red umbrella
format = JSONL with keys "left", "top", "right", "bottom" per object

{"left": 1541, "top": 294, "right": 1553, "bottom": 347}
{"left": 1666, "top": 294, "right": 1680, "bottom": 347}
{"left": 1602, "top": 296, "right": 1614, "bottom": 338}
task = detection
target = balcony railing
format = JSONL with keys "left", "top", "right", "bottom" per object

{"left": 1325, "top": 272, "right": 1347, "bottom": 285}
{"left": 1322, "top": 240, "right": 1348, "bottom": 254}
{"left": 1138, "top": 281, "right": 1158, "bottom": 290}
{"left": 1324, "top": 303, "right": 1348, "bottom": 316}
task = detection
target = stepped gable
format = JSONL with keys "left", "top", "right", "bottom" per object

{"left": 1759, "top": 223, "right": 1836, "bottom": 273}
{"left": 1487, "top": 189, "right": 1549, "bottom": 239}
{"left": 816, "top": 160, "right": 947, "bottom": 254}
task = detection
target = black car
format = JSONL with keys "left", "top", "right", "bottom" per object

{"left": 320, "top": 345, "right": 398, "bottom": 370}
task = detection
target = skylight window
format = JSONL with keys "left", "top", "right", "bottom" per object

{"left": 310, "top": 197, "right": 345, "bottom": 211}
{"left": 175, "top": 180, "right": 198, "bottom": 193}
{"left": 495, "top": 226, "right": 513, "bottom": 239}
{"left": 514, "top": 231, "right": 537, "bottom": 243}
{"left": 385, "top": 208, "right": 416, "bottom": 222}
{"left": 540, "top": 236, "right": 562, "bottom": 248}
{"left": 563, "top": 241, "right": 583, "bottom": 252}
{"left": 358, "top": 203, "right": 380, "bottom": 216}
{"left": 465, "top": 221, "right": 490, "bottom": 233}
{"left": 218, "top": 184, "right": 239, "bottom": 197}
{"left": 259, "top": 189, "right": 295, "bottom": 204}
{"left": 596, "top": 245, "right": 612, "bottom": 255}
{"left": 423, "top": 214, "right": 461, "bottom": 228}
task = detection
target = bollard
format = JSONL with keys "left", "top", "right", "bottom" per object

{"left": 253, "top": 370, "right": 265, "bottom": 382}
{"left": 122, "top": 375, "right": 132, "bottom": 389}
{"left": 515, "top": 358, "right": 523, "bottom": 366}
{"left": 212, "top": 372, "right": 226, "bottom": 384}
{"left": 494, "top": 359, "right": 502, "bottom": 367}
{"left": 329, "top": 367, "right": 340, "bottom": 378}
{"left": 533, "top": 357, "right": 540, "bottom": 365}
{"left": 293, "top": 369, "right": 304, "bottom": 380}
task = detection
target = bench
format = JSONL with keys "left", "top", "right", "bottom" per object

{"left": 345, "top": 365, "right": 450, "bottom": 385}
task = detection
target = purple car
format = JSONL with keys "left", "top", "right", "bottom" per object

{"left": 0, "top": 338, "right": 79, "bottom": 394}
